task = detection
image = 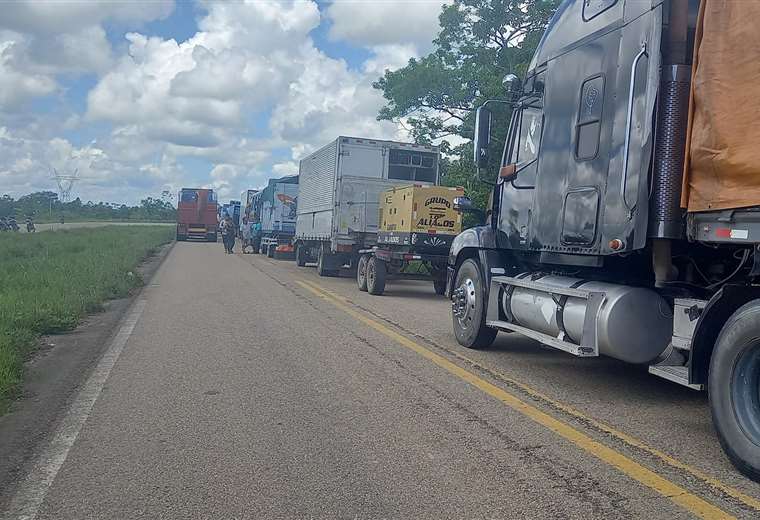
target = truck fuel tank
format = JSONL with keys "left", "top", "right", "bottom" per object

{"left": 505, "top": 275, "right": 673, "bottom": 364}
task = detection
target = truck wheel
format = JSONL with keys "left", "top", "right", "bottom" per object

{"left": 296, "top": 243, "right": 307, "bottom": 267}
{"left": 366, "top": 256, "right": 386, "bottom": 295}
{"left": 451, "top": 259, "right": 497, "bottom": 349}
{"left": 317, "top": 245, "right": 336, "bottom": 277}
{"left": 357, "top": 255, "right": 369, "bottom": 291}
{"left": 709, "top": 300, "right": 760, "bottom": 481}
{"left": 433, "top": 278, "right": 446, "bottom": 296}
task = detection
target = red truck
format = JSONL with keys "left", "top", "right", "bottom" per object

{"left": 176, "top": 188, "right": 218, "bottom": 242}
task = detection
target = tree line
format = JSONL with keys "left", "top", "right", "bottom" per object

{"left": 0, "top": 191, "right": 176, "bottom": 222}
{"left": 374, "top": 0, "right": 560, "bottom": 210}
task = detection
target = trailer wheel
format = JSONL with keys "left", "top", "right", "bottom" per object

{"left": 366, "top": 256, "right": 386, "bottom": 295}
{"left": 357, "top": 255, "right": 369, "bottom": 291}
{"left": 317, "top": 244, "right": 336, "bottom": 277}
{"left": 433, "top": 278, "right": 446, "bottom": 296}
{"left": 451, "top": 259, "right": 497, "bottom": 349}
{"left": 709, "top": 300, "right": 760, "bottom": 481}
{"left": 296, "top": 243, "right": 307, "bottom": 267}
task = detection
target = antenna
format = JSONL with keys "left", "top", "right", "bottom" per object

{"left": 52, "top": 168, "right": 80, "bottom": 203}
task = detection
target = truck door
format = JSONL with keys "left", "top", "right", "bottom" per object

{"left": 521, "top": 0, "right": 661, "bottom": 257}
{"left": 497, "top": 89, "right": 544, "bottom": 250}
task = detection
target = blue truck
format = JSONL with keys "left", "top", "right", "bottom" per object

{"left": 249, "top": 175, "right": 299, "bottom": 257}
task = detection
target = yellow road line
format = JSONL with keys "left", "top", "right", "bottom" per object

{"left": 305, "top": 281, "right": 760, "bottom": 513}
{"left": 296, "top": 279, "right": 734, "bottom": 520}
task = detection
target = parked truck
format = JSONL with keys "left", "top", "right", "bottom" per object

{"left": 176, "top": 188, "right": 217, "bottom": 242}
{"left": 250, "top": 175, "right": 299, "bottom": 258}
{"left": 450, "top": 0, "right": 760, "bottom": 479}
{"left": 357, "top": 185, "right": 464, "bottom": 295}
{"left": 294, "top": 136, "right": 440, "bottom": 276}
{"left": 239, "top": 189, "right": 259, "bottom": 237}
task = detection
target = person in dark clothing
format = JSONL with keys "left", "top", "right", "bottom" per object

{"left": 221, "top": 215, "right": 235, "bottom": 253}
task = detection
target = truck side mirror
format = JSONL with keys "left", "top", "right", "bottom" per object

{"left": 473, "top": 106, "right": 492, "bottom": 169}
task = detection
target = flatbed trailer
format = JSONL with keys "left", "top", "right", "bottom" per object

{"left": 356, "top": 246, "right": 448, "bottom": 296}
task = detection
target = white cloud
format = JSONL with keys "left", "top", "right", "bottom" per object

{"left": 0, "top": 1, "right": 175, "bottom": 35}
{"left": 327, "top": 0, "right": 447, "bottom": 49}
{"left": 1, "top": 0, "right": 448, "bottom": 204}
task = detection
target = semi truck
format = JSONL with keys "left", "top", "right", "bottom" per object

{"left": 294, "top": 136, "right": 440, "bottom": 276}
{"left": 357, "top": 185, "right": 464, "bottom": 295}
{"left": 448, "top": 0, "right": 760, "bottom": 480}
{"left": 250, "top": 175, "right": 299, "bottom": 258}
{"left": 176, "top": 188, "right": 217, "bottom": 242}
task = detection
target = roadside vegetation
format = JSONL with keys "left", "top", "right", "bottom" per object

{"left": 0, "top": 191, "right": 176, "bottom": 223}
{"left": 0, "top": 226, "right": 174, "bottom": 411}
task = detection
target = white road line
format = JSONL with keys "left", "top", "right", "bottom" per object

{"left": 4, "top": 299, "right": 147, "bottom": 520}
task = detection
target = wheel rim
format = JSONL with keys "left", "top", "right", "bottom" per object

{"left": 367, "top": 259, "right": 376, "bottom": 287}
{"left": 731, "top": 341, "right": 760, "bottom": 447}
{"left": 452, "top": 278, "right": 477, "bottom": 329}
{"left": 358, "top": 258, "right": 367, "bottom": 285}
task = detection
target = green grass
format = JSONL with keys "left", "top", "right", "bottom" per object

{"left": 0, "top": 226, "right": 174, "bottom": 410}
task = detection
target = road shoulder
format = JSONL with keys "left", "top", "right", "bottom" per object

{"left": 0, "top": 241, "right": 174, "bottom": 509}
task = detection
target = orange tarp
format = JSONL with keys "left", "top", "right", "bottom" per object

{"left": 682, "top": 0, "right": 760, "bottom": 212}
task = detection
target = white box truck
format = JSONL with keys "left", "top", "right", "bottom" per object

{"left": 293, "top": 136, "right": 440, "bottom": 276}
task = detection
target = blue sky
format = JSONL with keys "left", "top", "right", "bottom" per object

{"left": 0, "top": 0, "right": 446, "bottom": 204}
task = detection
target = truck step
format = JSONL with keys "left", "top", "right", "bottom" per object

{"left": 648, "top": 365, "right": 703, "bottom": 390}
{"left": 486, "top": 319, "right": 598, "bottom": 357}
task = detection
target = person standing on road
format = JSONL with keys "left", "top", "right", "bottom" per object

{"left": 241, "top": 216, "right": 252, "bottom": 253}
{"left": 221, "top": 215, "right": 236, "bottom": 254}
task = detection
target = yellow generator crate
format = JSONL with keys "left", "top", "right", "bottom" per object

{"left": 378, "top": 185, "right": 464, "bottom": 251}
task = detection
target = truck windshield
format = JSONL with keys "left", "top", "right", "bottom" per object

{"left": 180, "top": 190, "right": 198, "bottom": 203}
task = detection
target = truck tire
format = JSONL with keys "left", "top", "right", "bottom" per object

{"left": 451, "top": 259, "right": 497, "bottom": 349}
{"left": 709, "top": 300, "right": 760, "bottom": 481}
{"left": 356, "top": 255, "right": 369, "bottom": 292}
{"left": 317, "top": 244, "right": 337, "bottom": 277}
{"left": 366, "top": 256, "right": 386, "bottom": 295}
{"left": 296, "top": 243, "right": 307, "bottom": 267}
{"left": 433, "top": 278, "right": 446, "bottom": 296}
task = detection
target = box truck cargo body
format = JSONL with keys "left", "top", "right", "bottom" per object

{"left": 294, "top": 136, "right": 440, "bottom": 276}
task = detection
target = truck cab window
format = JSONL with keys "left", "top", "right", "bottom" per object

{"left": 389, "top": 149, "right": 437, "bottom": 182}
{"left": 510, "top": 106, "right": 543, "bottom": 187}
{"left": 180, "top": 190, "right": 198, "bottom": 203}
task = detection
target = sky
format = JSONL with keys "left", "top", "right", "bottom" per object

{"left": 0, "top": 0, "right": 448, "bottom": 204}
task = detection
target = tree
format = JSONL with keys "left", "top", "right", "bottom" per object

{"left": 374, "top": 0, "right": 559, "bottom": 211}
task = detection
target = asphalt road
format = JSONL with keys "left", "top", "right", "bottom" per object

{"left": 4, "top": 242, "right": 760, "bottom": 519}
